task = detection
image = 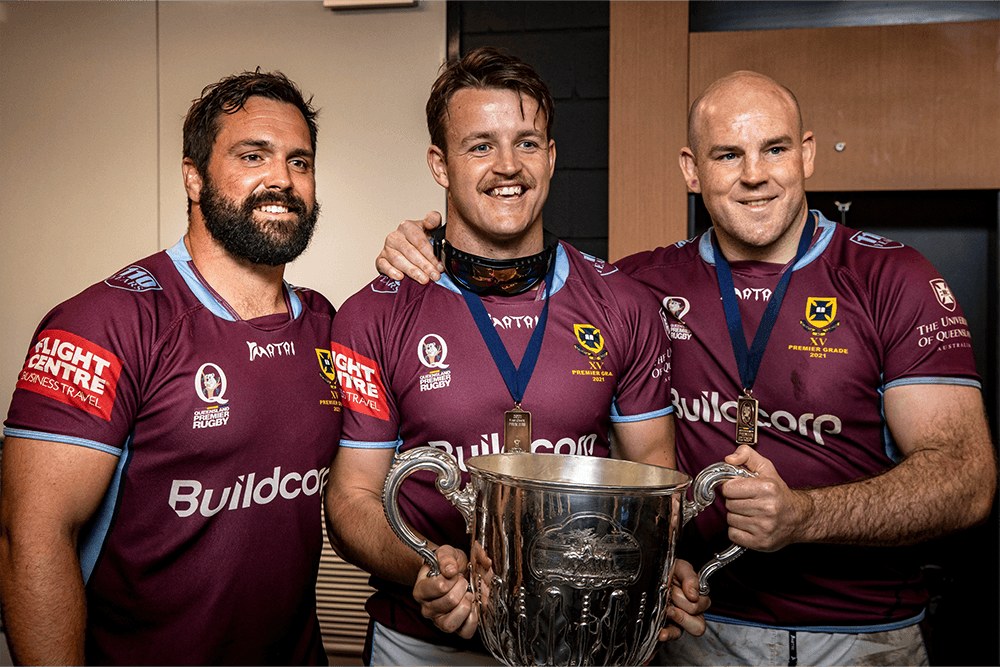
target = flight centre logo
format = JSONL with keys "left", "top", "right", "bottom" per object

{"left": 571, "top": 323, "right": 612, "bottom": 382}
{"left": 315, "top": 349, "right": 344, "bottom": 410}
{"left": 16, "top": 329, "right": 123, "bottom": 421}
{"left": 330, "top": 342, "right": 389, "bottom": 420}
{"left": 417, "top": 333, "right": 452, "bottom": 392}
{"left": 788, "top": 297, "right": 848, "bottom": 359}
{"left": 192, "top": 362, "right": 230, "bottom": 429}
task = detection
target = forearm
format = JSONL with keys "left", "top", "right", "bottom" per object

{"left": 325, "top": 485, "right": 428, "bottom": 586}
{"left": 796, "top": 442, "right": 996, "bottom": 547}
{"left": 0, "top": 530, "right": 87, "bottom": 665}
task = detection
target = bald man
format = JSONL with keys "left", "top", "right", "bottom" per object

{"left": 377, "top": 70, "right": 996, "bottom": 667}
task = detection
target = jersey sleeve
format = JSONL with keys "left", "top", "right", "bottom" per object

{"left": 603, "top": 274, "right": 673, "bottom": 422}
{"left": 860, "top": 239, "right": 981, "bottom": 389}
{"left": 4, "top": 284, "right": 145, "bottom": 456}
{"left": 329, "top": 277, "right": 403, "bottom": 448}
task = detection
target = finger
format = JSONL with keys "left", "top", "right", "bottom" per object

{"left": 455, "top": 592, "right": 479, "bottom": 639}
{"left": 665, "top": 605, "right": 706, "bottom": 638}
{"left": 420, "top": 210, "right": 443, "bottom": 231}
{"left": 433, "top": 545, "right": 468, "bottom": 579}
{"left": 671, "top": 559, "right": 701, "bottom": 603}
{"left": 386, "top": 229, "right": 441, "bottom": 282}
{"left": 428, "top": 588, "right": 475, "bottom": 635}
{"left": 724, "top": 444, "right": 756, "bottom": 467}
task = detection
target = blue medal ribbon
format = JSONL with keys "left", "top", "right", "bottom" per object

{"left": 459, "top": 254, "right": 557, "bottom": 406}
{"left": 712, "top": 213, "right": 816, "bottom": 393}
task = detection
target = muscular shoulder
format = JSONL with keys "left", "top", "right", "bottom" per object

{"left": 559, "top": 241, "right": 666, "bottom": 327}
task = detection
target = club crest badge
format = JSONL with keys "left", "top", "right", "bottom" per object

{"left": 800, "top": 297, "right": 841, "bottom": 335}
{"left": 573, "top": 324, "right": 608, "bottom": 361}
{"left": 929, "top": 279, "right": 957, "bottom": 312}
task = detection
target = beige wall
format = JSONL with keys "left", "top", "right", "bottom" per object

{"left": 0, "top": 0, "right": 447, "bottom": 409}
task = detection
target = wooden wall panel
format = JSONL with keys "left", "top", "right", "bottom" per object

{"left": 608, "top": 1, "right": 690, "bottom": 261}
{"left": 689, "top": 20, "right": 1000, "bottom": 191}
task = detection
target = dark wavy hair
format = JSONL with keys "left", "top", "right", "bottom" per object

{"left": 426, "top": 47, "right": 555, "bottom": 154}
{"left": 183, "top": 69, "right": 319, "bottom": 178}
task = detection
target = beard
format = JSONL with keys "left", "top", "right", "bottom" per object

{"left": 199, "top": 178, "right": 320, "bottom": 267}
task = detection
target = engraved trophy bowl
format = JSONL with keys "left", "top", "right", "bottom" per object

{"left": 382, "top": 447, "right": 755, "bottom": 667}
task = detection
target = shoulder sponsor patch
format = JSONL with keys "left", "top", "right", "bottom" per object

{"left": 105, "top": 265, "right": 162, "bottom": 292}
{"left": 848, "top": 231, "right": 904, "bottom": 249}
{"left": 16, "top": 329, "right": 122, "bottom": 421}
{"left": 330, "top": 342, "right": 389, "bottom": 420}
{"left": 580, "top": 253, "right": 618, "bottom": 276}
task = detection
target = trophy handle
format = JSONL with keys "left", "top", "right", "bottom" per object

{"left": 682, "top": 462, "right": 757, "bottom": 595}
{"left": 382, "top": 446, "right": 477, "bottom": 577}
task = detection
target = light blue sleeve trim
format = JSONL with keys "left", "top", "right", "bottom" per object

{"left": 884, "top": 376, "right": 982, "bottom": 391}
{"left": 608, "top": 404, "right": 674, "bottom": 423}
{"left": 339, "top": 438, "right": 401, "bottom": 450}
{"left": 705, "top": 608, "right": 925, "bottom": 634}
{"left": 79, "top": 433, "right": 133, "bottom": 584}
{"left": 2, "top": 428, "right": 123, "bottom": 457}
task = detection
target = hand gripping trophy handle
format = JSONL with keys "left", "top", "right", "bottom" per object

{"left": 382, "top": 447, "right": 477, "bottom": 577}
{"left": 683, "top": 462, "right": 758, "bottom": 595}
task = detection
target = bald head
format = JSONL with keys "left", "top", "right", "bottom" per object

{"left": 687, "top": 71, "right": 803, "bottom": 157}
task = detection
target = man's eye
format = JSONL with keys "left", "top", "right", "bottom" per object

{"left": 720, "top": 153, "right": 737, "bottom": 161}
{"left": 519, "top": 141, "right": 539, "bottom": 149}
{"left": 243, "top": 154, "right": 263, "bottom": 162}
{"left": 290, "top": 158, "right": 310, "bottom": 170}
{"left": 471, "top": 144, "right": 490, "bottom": 152}
{"left": 768, "top": 147, "right": 785, "bottom": 155}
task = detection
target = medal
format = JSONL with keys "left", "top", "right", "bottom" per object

{"left": 459, "top": 247, "right": 557, "bottom": 454}
{"left": 504, "top": 403, "right": 532, "bottom": 452}
{"left": 713, "top": 214, "right": 816, "bottom": 447}
{"left": 735, "top": 390, "right": 758, "bottom": 446}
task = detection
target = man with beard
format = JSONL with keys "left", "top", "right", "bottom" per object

{"left": 0, "top": 71, "right": 342, "bottom": 665}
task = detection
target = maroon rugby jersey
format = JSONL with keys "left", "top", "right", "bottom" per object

{"left": 331, "top": 240, "right": 673, "bottom": 648}
{"left": 4, "top": 239, "right": 342, "bottom": 665}
{"left": 617, "top": 211, "right": 981, "bottom": 631}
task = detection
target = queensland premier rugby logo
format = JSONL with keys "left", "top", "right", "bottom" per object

{"left": 417, "top": 334, "right": 451, "bottom": 392}
{"left": 662, "top": 296, "right": 692, "bottom": 341}
{"left": 193, "top": 362, "right": 230, "bottom": 429}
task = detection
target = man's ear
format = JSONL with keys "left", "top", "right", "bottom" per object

{"left": 427, "top": 146, "right": 449, "bottom": 189}
{"left": 679, "top": 148, "right": 701, "bottom": 193}
{"left": 801, "top": 131, "right": 816, "bottom": 180}
{"left": 182, "top": 158, "right": 204, "bottom": 204}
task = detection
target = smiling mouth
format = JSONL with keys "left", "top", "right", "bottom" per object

{"left": 486, "top": 184, "right": 525, "bottom": 198}
{"left": 256, "top": 204, "right": 292, "bottom": 215}
{"left": 740, "top": 197, "right": 775, "bottom": 207}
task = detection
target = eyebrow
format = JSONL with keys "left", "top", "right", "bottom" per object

{"left": 230, "top": 138, "right": 314, "bottom": 160}
{"left": 708, "top": 135, "right": 794, "bottom": 155}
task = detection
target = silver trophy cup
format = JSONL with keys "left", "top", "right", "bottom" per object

{"left": 383, "top": 448, "right": 754, "bottom": 666}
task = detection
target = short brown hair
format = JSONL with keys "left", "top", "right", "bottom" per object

{"left": 183, "top": 69, "right": 318, "bottom": 178}
{"left": 426, "top": 47, "right": 555, "bottom": 154}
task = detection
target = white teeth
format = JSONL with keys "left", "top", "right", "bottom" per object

{"left": 258, "top": 205, "right": 289, "bottom": 214}
{"left": 743, "top": 199, "right": 770, "bottom": 207}
{"left": 490, "top": 185, "right": 523, "bottom": 197}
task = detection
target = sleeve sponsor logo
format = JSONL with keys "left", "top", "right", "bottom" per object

{"left": 330, "top": 342, "right": 389, "bottom": 420}
{"left": 16, "top": 329, "right": 122, "bottom": 421}
{"left": 849, "top": 231, "right": 905, "bottom": 249}
{"left": 104, "top": 265, "right": 162, "bottom": 292}
{"left": 929, "top": 278, "right": 957, "bottom": 312}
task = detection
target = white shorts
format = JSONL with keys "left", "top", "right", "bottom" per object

{"left": 655, "top": 618, "right": 928, "bottom": 666}
{"left": 368, "top": 621, "right": 502, "bottom": 667}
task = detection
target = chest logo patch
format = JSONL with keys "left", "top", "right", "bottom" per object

{"left": 193, "top": 362, "right": 230, "bottom": 429}
{"left": 662, "top": 296, "right": 693, "bottom": 341}
{"left": 330, "top": 342, "right": 389, "bottom": 420}
{"left": 789, "top": 297, "right": 848, "bottom": 360}
{"left": 572, "top": 324, "right": 612, "bottom": 382}
{"left": 417, "top": 334, "right": 452, "bottom": 392}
